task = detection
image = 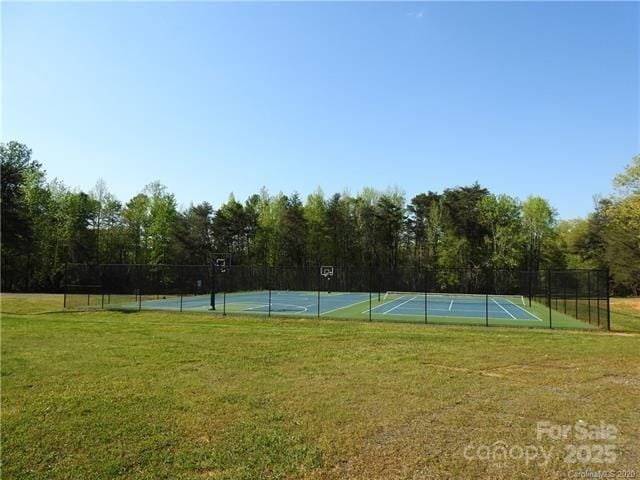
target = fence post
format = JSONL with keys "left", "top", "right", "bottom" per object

{"left": 100, "top": 264, "right": 104, "bottom": 310}
{"left": 63, "top": 262, "right": 68, "bottom": 309}
{"left": 180, "top": 292, "right": 183, "bottom": 312}
{"left": 547, "top": 269, "right": 552, "bottom": 329}
{"left": 137, "top": 265, "right": 142, "bottom": 312}
{"left": 424, "top": 269, "right": 428, "bottom": 325}
{"left": 317, "top": 267, "right": 321, "bottom": 318}
{"left": 485, "top": 293, "right": 489, "bottom": 327}
{"left": 575, "top": 273, "right": 579, "bottom": 320}
{"left": 596, "top": 272, "right": 601, "bottom": 327}
{"left": 606, "top": 268, "right": 611, "bottom": 331}
{"left": 210, "top": 265, "right": 216, "bottom": 311}
{"left": 587, "top": 270, "right": 591, "bottom": 324}
{"left": 268, "top": 287, "right": 272, "bottom": 318}
{"left": 368, "top": 267, "right": 372, "bottom": 322}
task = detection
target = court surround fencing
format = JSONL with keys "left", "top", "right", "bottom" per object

{"left": 63, "top": 264, "right": 610, "bottom": 330}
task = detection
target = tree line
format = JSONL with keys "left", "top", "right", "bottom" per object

{"left": 1, "top": 141, "right": 638, "bottom": 295}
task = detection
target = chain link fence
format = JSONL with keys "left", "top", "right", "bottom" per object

{"left": 63, "top": 264, "right": 610, "bottom": 330}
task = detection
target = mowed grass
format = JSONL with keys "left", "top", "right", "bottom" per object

{"left": 609, "top": 297, "right": 640, "bottom": 333}
{"left": 2, "top": 294, "right": 640, "bottom": 479}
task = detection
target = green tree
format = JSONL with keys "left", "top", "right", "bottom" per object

{"left": 425, "top": 199, "right": 445, "bottom": 268}
{"left": 280, "top": 193, "right": 308, "bottom": 266}
{"left": 174, "top": 202, "right": 213, "bottom": 264}
{"left": 145, "top": 182, "right": 178, "bottom": 264}
{"left": 304, "top": 188, "right": 329, "bottom": 265}
{"left": 613, "top": 154, "right": 640, "bottom": 195}
{"left": 326, "top": 193, "right": 359, "bottom": 268}
{"left": 522, "top": 196, "right": 557, "bottom": 271}
{"left": 441, "top": 183, "right": 490, "bottom": 268}
{"left": 602, "top": 194, "right": 640, "bottom": 294}
{"left": 123, "top": 193, "right": 151, "bottom": 264}
{"left": 212, "top": 194, "right": 251, "bottom": 264}
{"left": 406, "top": 192, "right": 441, "bottom": 268}
{"left": 478, "top": 194, "right": 522, "bottom": 269}
{"left": 373, "top": 195, "right": 405, "bottom": 271}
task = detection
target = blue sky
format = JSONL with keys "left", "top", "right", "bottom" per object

{"left": 2, "top": 1, "right": 638, "bottom": 218}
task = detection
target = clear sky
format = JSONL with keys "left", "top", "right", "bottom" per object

{"left": 2, "top": 1, "right": 638, "bottom": 219}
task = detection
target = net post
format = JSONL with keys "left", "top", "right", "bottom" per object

{"left": 528, "top": 270, "right": 532, "bottom": 307}
{"left": 547, "top": 269, "right": 552, "bottom": 329}
{"left": 223, "top": 291, "right": 226, "bottom": 316}
{"left": 268, "top": 287, "right": 272, "bottom": 318}
{"left": 180, "top": 292, "right": 183, "bottom": 312}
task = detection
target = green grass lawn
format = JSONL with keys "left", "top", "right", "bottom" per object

{"left": 2, "top": 294, "right": 639, "bottom": 479}
{"left": 609, "top": 298, "right": 640, "bottom": 333}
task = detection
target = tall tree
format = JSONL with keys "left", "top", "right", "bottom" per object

{"left": 521, "top": 196, "right": 557, "bottom": 271}
{"left": 406, "top": 192, "right": 440, "bottom": 267}
{"left": 478, "top": 194, "right": 522, "bottom": 269}
{"left": 304, "top": 188, "right": 329, "bottom": 265}
{"left": 441, "top": 183, "right": 490, "bottom": 268}
{"left": 145, "top": 182, "right": 178, "bottom": 264}
{"left": 280, "top": 193, "right": 308, "bottom": 266}
{"left": 174, "top": 202, "right": 213, "bottom": 264}
{"left": 1, "top": 142, "right": 48, "bottom": 288}
{"left": 123, "top": 193, "right": 151, "bottom": 264}
{"left": 374, "top": 195, "right": 405, "bottom": 271}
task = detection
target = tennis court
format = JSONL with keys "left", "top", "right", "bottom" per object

{"left": 64, "top": 264, "right": 608, "bottom": 330}
{"left": 367, "top": 292, "right": 542, "bottom": 321}
{"left": 123, "top": 289, "right": 561, "bottom": 327}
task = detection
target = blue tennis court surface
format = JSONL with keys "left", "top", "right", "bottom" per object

{"left": 132, "top": 290, "right": 542, "bottom": 322}
{"left": 368, "top": 292, "right": 542, "bottom": 321}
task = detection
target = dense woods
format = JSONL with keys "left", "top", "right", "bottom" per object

{"left": 1, "top": 141, "right": 638, "bottom": 295}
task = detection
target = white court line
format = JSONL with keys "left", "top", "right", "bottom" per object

{"left": 448, "top": 300, "right": 453, "bottom": 311}
{"left": 402, "top": 306, "right": 488, "bottom": 314}
{"left": 383, "top": 312, "right": 490, "bottom": 321}
{"left": 491, "top": 298, "right": 517, "bottom": 319}
{"left": 321, "top": 297, "right": 371, "bottom": 316}
{"left": 384, "top": 295, "right": 421, "bottom": 314}
{"left": 362, "top": 295, "right": 405, "bottom": 314}
{"left": 504, "top": 297, "right": 543, "bottom": 322}
{"left": 239, "top": 302, "right": 311, "bottom": 313}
